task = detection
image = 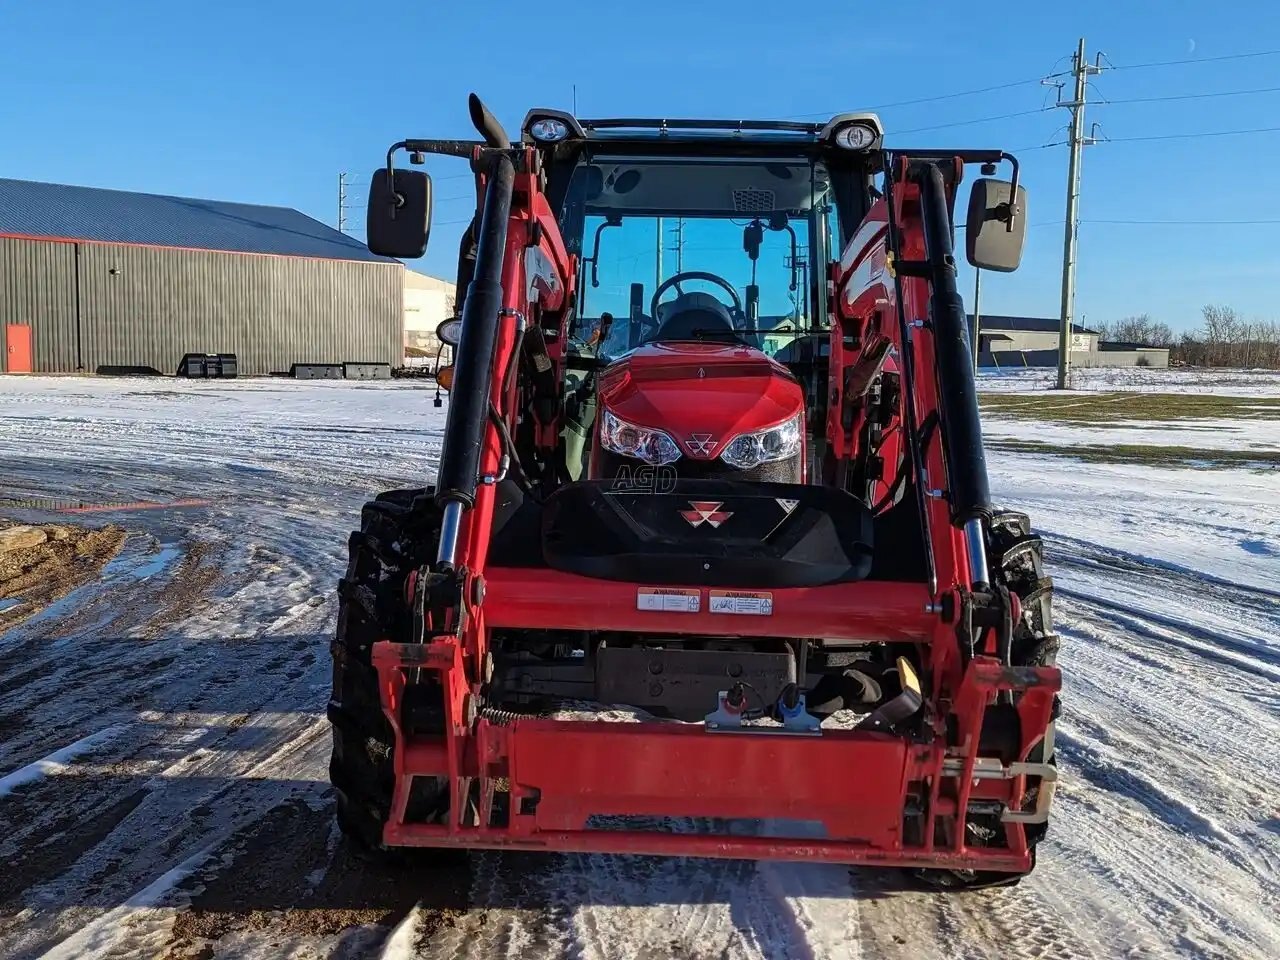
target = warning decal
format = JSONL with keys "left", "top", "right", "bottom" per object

{"left": 709, "top": 590, "right": 774, "bottom": 616}
{"left": 637, "top": 587, "right": 701, "bottom": 613}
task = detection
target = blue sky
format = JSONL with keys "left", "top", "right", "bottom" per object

{"left": 3, "top": 0, "right": 1278, "bottom": 332}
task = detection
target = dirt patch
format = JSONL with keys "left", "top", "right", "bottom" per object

{"left": 0, "top": 519, "right": 126, "bottom": 628}
{"left": 163, "top": 798, "right": 468, "bottom": 959}
{"left": 141, "top": 541, "right": 220, "bottom": 636}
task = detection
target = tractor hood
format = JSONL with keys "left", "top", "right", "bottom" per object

{"left": 597, "top": 342, "right": 803, "bottom": 460}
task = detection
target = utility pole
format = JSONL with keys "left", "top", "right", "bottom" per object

{"left": 786, "top": 252, "right": 809, "bottom": 321}
{"left": 655, "top": 216, "right": 664, "bottom": 288}
{"left": 670, "top": 217, "right": 685, "bottom": 273}
{"left": 337, "top": 172, "right": 349, "bottom": 234}
{"left": 1055, "top": 38, "right": 1101, "bottom": 389}
{"left": 972, "top": 268, "right": 982, "bottom": 375}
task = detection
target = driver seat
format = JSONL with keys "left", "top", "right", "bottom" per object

{"left": 650, "top": 292, "right": 737, "bottom": 342}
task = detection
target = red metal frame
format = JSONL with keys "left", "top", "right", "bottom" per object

{"left": 483, "top": 568, "right": 936, "bottom": 642}
{"left": 373, "top": 638, "right": 1058, "bottom": 870}
{"left": 367, "top": 144, "right": 1061, "bottom": 873}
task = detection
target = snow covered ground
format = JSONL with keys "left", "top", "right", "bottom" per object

{"left": 0, "top": 373, "right": 1277, "bottom": 959}
{"left": 979, "top": 364, "right": 1280, "bottom": 397}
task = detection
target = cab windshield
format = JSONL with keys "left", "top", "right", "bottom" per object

{"left": 561, "top": 155, "right": 838, "bottom": 362}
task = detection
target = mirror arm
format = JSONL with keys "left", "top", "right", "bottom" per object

{"left": 588, "top": 221, "right": 607, "bottom": 288}
{"left": 380, "top": 139, "right": 484, "bottom": 222}
{"left": 998, "top": 152, "right": 1021, "bottom": 233}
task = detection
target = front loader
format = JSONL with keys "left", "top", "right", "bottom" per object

{"left": 328, "top": 94, "right": 1061, "bottom": 887}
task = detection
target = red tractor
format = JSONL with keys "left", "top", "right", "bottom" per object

{"left": 329, "top": 95, "right": 1060, "bottom": 887}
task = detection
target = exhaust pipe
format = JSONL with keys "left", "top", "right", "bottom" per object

{"left": 469, "top": 92, "right": 511, "bottom": 149}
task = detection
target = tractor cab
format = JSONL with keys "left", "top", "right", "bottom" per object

{"left": 546, "top": 122, "right": 856, "bottom": 487}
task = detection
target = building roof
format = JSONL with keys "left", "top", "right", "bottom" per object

{"left": 970, "top": 314, "right": 1099, "bottom": 336}
{"left": 0, "top": 177, "right": 396, "bottom": 263}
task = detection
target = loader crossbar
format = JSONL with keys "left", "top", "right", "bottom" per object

{"left": 372, "top": 639, "right": 1060, "bottom": 871}
{"left": 483, "top": 568, "right": 937, "bottom": 642}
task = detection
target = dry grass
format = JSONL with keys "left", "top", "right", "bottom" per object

{"left": 980, "top": 392, "right": 1280, "bottom": 424}
{"left": 987, "top": 438, "right": 1280, "bottom": 470}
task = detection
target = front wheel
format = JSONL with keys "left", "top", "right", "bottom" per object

{"left": 913, "top": 510, "right": 1060, "bottom": 890}
{"left": 328, "top": 488, "right": 451, "bottom": 858}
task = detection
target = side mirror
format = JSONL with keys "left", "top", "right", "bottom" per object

{"left": 965, "top": 178, "right": 1027, "bottom": 273}
{"left": 366, "top": 167, "right": 432, "bottom": 258}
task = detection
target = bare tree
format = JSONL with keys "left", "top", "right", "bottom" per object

{"left": 1201, "top": 305, "right": 1241, "bottom": 366}
{"left": 1097, "top": 314, "right": 1175, "bottom": 347}
{"left": 1174, "top": 306, "right": 1280, "bottom": 368}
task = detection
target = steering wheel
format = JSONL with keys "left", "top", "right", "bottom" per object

{"left": 649, "top": 270, "right": 743, "bottom": 321}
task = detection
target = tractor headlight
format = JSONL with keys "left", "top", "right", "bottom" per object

{"left": 529, "top": 118, "right": 570, "bottom": 143}
{"left": 721, "top": 415, "right": 802, "bottom": 470}
{"left": 832, "top": 122, "right": 879, "bottom": 151}
{"left": 600, "top": 409, "right": 682, "bottom": 466}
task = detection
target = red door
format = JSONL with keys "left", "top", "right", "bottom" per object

{"left": 5, "top": 324, "right": 32, "bottom": 373}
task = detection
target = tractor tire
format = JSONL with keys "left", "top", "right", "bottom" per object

{"left": 328, "top": 487, "right": 450, "bottom": 860}
{"left": 988, "top": 510, "right": 1060, "bottom": 850}
{"left": 913, "top": 510, "right": 1060, "bottom": 891}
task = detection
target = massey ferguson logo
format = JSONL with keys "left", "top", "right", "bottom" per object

{"left": 687, "top": 434, "right": 718, "bottom": 456}
{"left": 680, "top": 501, "right": 733, "bottom": 529}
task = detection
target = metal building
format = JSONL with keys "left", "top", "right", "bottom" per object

{"left": 0, "top": 178, "right": 403, "bottom": 376}
{"left": 971, "top": 314, "right": 1169, "bottom": 368}
{"left": 971, "top": 314, "right": 1100, "bottom": 355}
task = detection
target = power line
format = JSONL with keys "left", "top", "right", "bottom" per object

{"left": 1102, "top": 125, "right": 1280, "bottom": 143}
{"left": 1009, "top": 141, "right": 1068, "bottom": 151}
{"left": 1084, "top": 217, "right": 1280, "bottom": 225}
{"left": 344, "top": 171, "right": 474, "bottom": 186}
{"left": 1107, "top": 49, "right": 1280, "bottom": 72}
{"left": 350, "top": 188, "right": 476, "bottom": 204}
{"left": 785, "top": 47, "right": 1280, "bottom": 121}
{"left": 891, "top": 107, "right": 1054, "bottom": 135}
{"left": 1099, "top": 84, "right": 1280, "bottom": 105}
{"left": 784, "top": 76, "right": 1054, "bottom": 119}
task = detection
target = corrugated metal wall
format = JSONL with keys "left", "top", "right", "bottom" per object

{"left": 1, "top": 237, "right": 403, "bottom": 376}
{"left": 78, "top": 245, "right": 402, "bottom": 375}
{"left": 0, "top": 237, "right": 78, "bottom": 372}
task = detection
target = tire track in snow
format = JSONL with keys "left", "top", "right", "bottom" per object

{"left": 416, "top": 827, "right": 862, "bottom": 960}
{"left": 5, "top": 718, "right": 333, "bottom": 960}
{"left": 4, "top": 378, "right": 1278, "bottom": 958}
{"left": 1029, "top": 537, "right": 1280, "bottom": 958}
